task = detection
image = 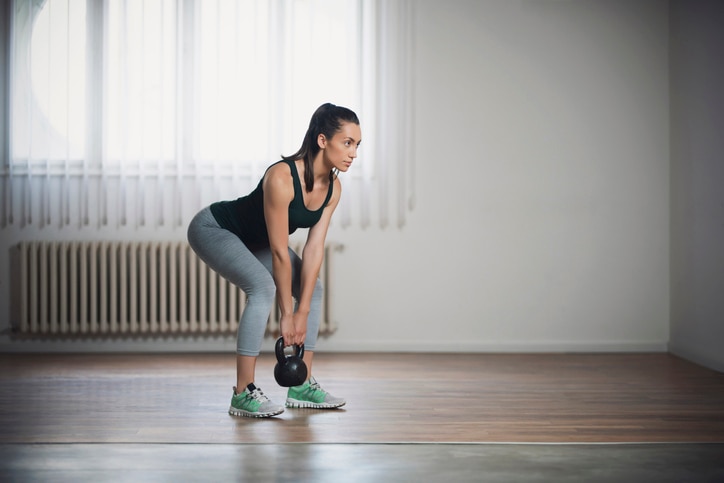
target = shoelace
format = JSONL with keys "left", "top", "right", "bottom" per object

{"left": 249, "top": 388, "right": 270, "bottom": 402}
{"left": 308, "top": 380, "right": 325, "bottom": 394}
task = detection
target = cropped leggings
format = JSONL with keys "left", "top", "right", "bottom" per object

{"left": 187, "top": 206, "right": 323, "bottom": 356}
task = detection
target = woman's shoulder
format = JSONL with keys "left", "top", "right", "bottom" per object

{"left": 264, "top": 160, "right": 293, "bottom": 180}
{"left": 262, "top": 161, "right": 295, "bottom": 197}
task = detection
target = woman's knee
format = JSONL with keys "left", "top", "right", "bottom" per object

{"left": 247, "top": 276, "right": 277, "bottom": 302}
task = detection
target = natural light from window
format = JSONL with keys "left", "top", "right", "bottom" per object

{"left": 30, "top": 0, "right": 86, "bottom": 160}
{"left": 29, "top": 0, "right": 361, "bottom": 166}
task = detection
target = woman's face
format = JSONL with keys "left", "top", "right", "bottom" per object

{"left": 320, "top": 121, "right": 361, "bottom": 172}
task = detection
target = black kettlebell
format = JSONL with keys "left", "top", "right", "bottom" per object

{"left": 274, "top": 336, "right": 308, "bottom": 387}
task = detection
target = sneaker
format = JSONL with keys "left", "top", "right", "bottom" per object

{"left": 285, "top": 376, "right": 346, "bottom": 409}
{"left": 229, "top": 383, "right": 285, "bottom": 418}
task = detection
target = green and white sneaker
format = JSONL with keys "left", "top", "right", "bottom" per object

{"left": 229, "top": 383, "right": 284, "bottom": 418}
{"left": 285, "top": 376, "right": 346, "bottom": 409}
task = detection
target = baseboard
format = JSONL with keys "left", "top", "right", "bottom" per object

{"left": 0, "top": 334, "right": 668, "bottom": 354}
{"left": 0, "top": 333, "right": 238, "bottom": 353}
{"left": 313, "top": 339, "right": 669, "bottom": 353}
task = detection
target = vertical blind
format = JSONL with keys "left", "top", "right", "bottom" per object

{"left": 2, "top": 0, "right": 415, "bottom": 230}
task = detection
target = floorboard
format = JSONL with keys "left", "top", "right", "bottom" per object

{"left": 1, "top": 352, "right": 723, "bottom": 444}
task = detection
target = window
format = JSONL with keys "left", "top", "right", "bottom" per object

{"left": 4, "top": 0, "right": 414, "bottom": 229}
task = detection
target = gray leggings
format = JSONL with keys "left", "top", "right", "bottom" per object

{"left": 186, "top": 206, "right": 323, "bottom": 356}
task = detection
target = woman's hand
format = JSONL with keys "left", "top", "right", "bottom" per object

{"left": 280, "top": 311, "right": 308, "bottom": 347}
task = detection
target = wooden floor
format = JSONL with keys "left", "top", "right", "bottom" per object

{"left": 1, "top": 352, "right": 723, "bottom": 444}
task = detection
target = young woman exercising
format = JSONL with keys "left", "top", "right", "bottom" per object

{"left": 187, "top": 103, "right": 360, "bottom": 417}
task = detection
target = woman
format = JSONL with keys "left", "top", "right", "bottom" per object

{"left": 187, "top": 103, "right": 361, "bottom": 418}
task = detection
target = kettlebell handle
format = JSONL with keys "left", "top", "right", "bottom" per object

{"left": 275, "top": 336, "right": 305, "bottom": 361}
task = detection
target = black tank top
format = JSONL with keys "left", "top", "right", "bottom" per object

{"left": 209, "top": 160, "right": 334, "bottom": 250}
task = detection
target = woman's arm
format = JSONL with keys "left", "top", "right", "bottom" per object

{"left": 296, "top": 177, "right": 342, "bottom": 326}
{"left": 263, "top": 163, "right": 295, "bottom": 343}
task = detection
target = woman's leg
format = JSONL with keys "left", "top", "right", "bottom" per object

{"left": 187, "top": 207, "right": 276, "bottom": 389}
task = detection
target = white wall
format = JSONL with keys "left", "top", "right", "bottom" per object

{"left": 669, "top": 0, "right": 724, "bottom": 372}
{"left": 0, "top": 0, "right": 671, "bottom": 354}
{"left": 322, "top": 0, "right": 669, "bottom": 353}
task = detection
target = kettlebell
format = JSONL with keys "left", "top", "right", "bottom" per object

{"left": 274, "top": 336, "right": 308, "bottom": 387}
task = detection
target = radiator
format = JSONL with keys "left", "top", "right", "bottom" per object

{"left": 10, "top": 241, "right": 340, "bottom": 337}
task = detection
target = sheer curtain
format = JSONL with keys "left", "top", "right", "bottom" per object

{"left": 2, "top": 0, "right": 415, "bottom": 230}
